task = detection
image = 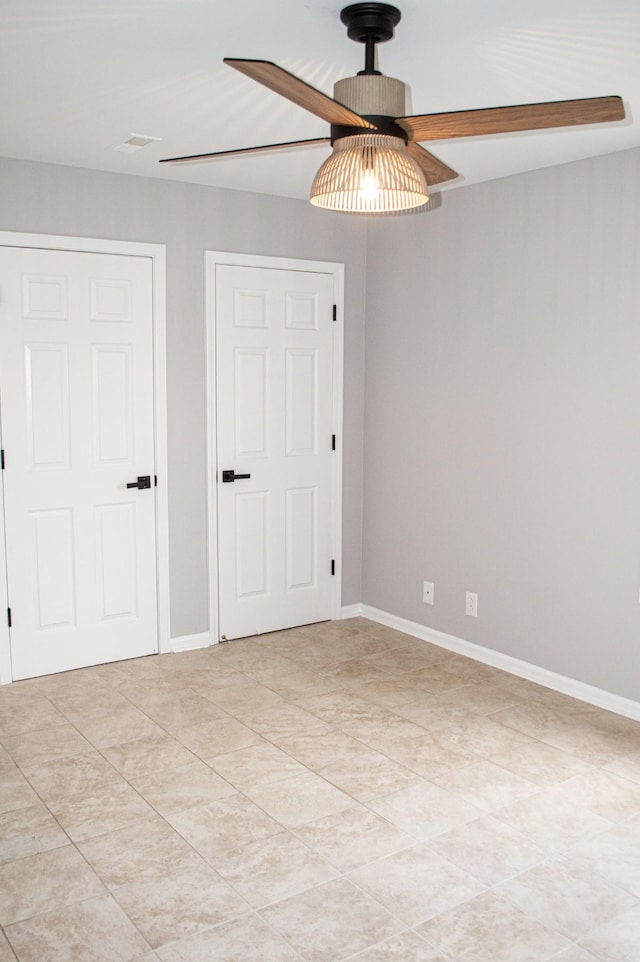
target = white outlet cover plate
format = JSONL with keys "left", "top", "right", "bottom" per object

{"left": 423, "top": 581, "right": 434, "bottom": 605}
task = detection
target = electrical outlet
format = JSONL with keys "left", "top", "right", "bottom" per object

{"left": 423, "top": 581, "right": 434, "bottom": 605}
{"left": 465, "top": 591, "right": 478, "bottom": 617}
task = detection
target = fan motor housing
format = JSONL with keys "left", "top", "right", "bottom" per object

{"left": 334, "top": 74, "right": 406, "bottom": 117}
{"left": 331, "top": 73, "right": 408, "bottom": 144}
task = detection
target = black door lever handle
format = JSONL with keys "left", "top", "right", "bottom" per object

{"left": 222, "top": 470, "right": 251, "bottom": 483}
{"left": 127, "top": 475, "right": 151, "bottom": 489}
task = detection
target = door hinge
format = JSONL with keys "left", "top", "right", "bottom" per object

{"left": 154, "top": 475, "right": 158, "bottom": 487}
{"left": 331, "top": 560, "right": 335, "bottom": 576}
{"left": 332, "top": 434, "right": 336, "bottom": 451}
{"left": 332, "top": 304, "right": 337, "bottom": 322}
{"left": 1, "top": 449, "right": 4, "bottom": 470}
{"left": 7, "top": 608, "right": 12, "bottom": 628}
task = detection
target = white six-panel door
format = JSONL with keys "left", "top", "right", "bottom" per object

{"left": 0, "top": 247, "right": 158, "bottom": 679}
{"left": 215, "top": 262, "right": 338, "bottom": 640}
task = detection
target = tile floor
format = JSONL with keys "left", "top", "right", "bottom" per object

{"left": 1, "top": 617, "right": 640, "bottom": 961}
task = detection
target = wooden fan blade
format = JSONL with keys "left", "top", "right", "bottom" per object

{"left": 407, "top": 142, "right": 458, "bottom": 185}
{"left": 159, "top": 137, "right": 330, "bottom": 164}
{"left": 398, "top": 95, "right": 625, "bottom": 142}
{"left": 224, "top": 59, "right": 374, "bottom": 128}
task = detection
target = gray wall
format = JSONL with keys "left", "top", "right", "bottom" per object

{"left": 0, "top": 158, "right": 367, "bottom": 638}
{"left": 363, "top": 147, "right": 640, "bottom": 701}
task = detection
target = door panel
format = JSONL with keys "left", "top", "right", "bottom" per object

{"left": 216, "top": 264, "right": 335, "bottom": 640}
{"left": 0, "top": 247, "right": 158, "bottom": 679}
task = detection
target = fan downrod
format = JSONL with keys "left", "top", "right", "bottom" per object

{"left": 340, "top": 3, "right": 401, "bottom": 75}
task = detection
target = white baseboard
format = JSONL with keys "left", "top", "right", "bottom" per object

{"left": 169, "top": 632, "right": 213, "bottom": 653}
{"left": 359, "top": 604, "right": 640, "bottom": 723}
{"left": 341, "top": 604, "right": 364, "bottom": 619}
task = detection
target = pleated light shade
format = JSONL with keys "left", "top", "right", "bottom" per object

{"left": 309, "top": 134, "right": 429, "bottom": 213}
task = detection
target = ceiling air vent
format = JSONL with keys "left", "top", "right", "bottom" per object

{"left": 113, "top": 134, "right": 161, "bottom": 153}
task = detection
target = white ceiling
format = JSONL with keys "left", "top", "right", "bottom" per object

{"left": 1, "top": 0, "right": 638, "bottom": 201}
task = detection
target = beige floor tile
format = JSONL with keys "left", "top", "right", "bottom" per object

{"left": 550, "top": 769, "right": 640, "bottom": 822}
{"left": 491, "top": 740, "right": 594, "bottom": 786}
{"left": 431, "top": 653, "right": 499, "bottom": 685}
{"left": 101, "top": 731, "right": 197, "bottom": 778}
{"left": 5, "top": 893, "right": 150, "bottom": 962}
{"left": 203, "top": 679, "right": 285, "bottom": 717}
{"left": 0, "top": 698, "right": 66, "bottom": 739}
{"left": 355, "top": 676, "right": 436, "bottom": 710}
{"left": 495, "top": 856, "right": 639, "bottom": 941}
{"left": 136, "top": 690, "right": 226, "bottom": 732}
{"left": 2, "top": 722, "right": 92, "bottom": 768}
{"left": 0, "top": 931, "right": 17, "bottom": 962}
{"left": 241, "top": 702, "right": 331, "bottom": 740}
{"left": 114, "top": 678, "right": 189, "bottom": 705}
{"left": 426, "top": 815, "right": 547, "bottom": 884}
{"left": 362, "top": 646, "right": 448, "bottom": 675}
{"left": 551, "top": 945, "right": 606, "bottom": 962}
{"left": 348, "top": 930, "right": 450, "bottom": 961}
{"left": 367, "top": 779, "right": 483, "bottom": 839}
{"left": 579, "top": 904, "right": 640, "bottom": 962}
{"left": 0, "top": 802, "right": 68, "bottom": 864}
{"left": 172, "top": 716, "right": 262, "bottom": 759}
{"left": 300, "top": 689, "right": 392, "bottom": 724}
{"left": 78, "top": 815, "right": 202, "bottom": 889}
{"left": 348, "top": 844, "right": 485, "bottom": 925}
{"left": 208, "top": 741, "right": 307, "bottom": 791}
{"left": 440, "top": 716, "right": 538, "bottom": 757}
{"left": 68, "top": 705, "right": 165, "bottom": 748}
{"left": 0, "top": 765, "right": 39, "bottom": 814}
{"left": 230, "top": 651, "right": 300, "bottom": 682}
{"left": 113, "top": 860, "right": 249, "bottom": 948}
{"left": 325, "top": 705, "right": 429, "bottom": 748}
{"left": 398, "top": 663, "right": 474, "bottom": 693}
{"left": 273, "top": 728, "right": 366, "bottom": 768}
{"left": 431, "top": 758, "right": 539, "bottom": 812}
{"left": 326, "top": 660, "right": 393, "bottom": 688}
{"left": 318, "top": 749, "right": 423, "bottom": 801}
{"left": 213, "top": 830, "right": 338, "bottom": 908}
{"left": 538, "top": 719, "right": 640, "bottom": 766}
{"left": 423, "top": 681, "right": 523, "bottom": 715}
{"left": 490, "top": 702, "right": 576, "bottom": 740}
{"left": 293, "top": 806, "right": 413, "bottom": 871}
{"left": 242, "top": 770, "right": 356, "bottom": 828}
{"left": 155, "top": 912, "right": 304, "bottom": 961}
{"left": 570, "top": 817, "right": 640, "bottom": 897}
{"left": 393, "top": 702, "right": 484, "bottom": 733}
{"left": 47, "top": 778, "right": 155, "bottom": 842}
{"left": 50, "top": 687, "right": 132, "bottom": 720}
{"left": 417, "top": 890, "right": 571, "bottom": 962}
{"left": 129, "top": 760, "right": 236, "bottom": 816}
{"left": 604, "top": 749, "right": 640, "bottom": 784}
{"left": 166, "top": 793, "right": 282, "bottom": 863}
{"left": 260, "top": 877, "right": 403, "bottom": 962}
{"left": 549, "top": 949, "right": 602, "bottom": 962}
{"left": 21, "top": 750, "right": 121, "bottom": 804}
{"left": 0, "top": 844, "right": 104, "bottom": 925}
{"left": 494, "top": 787, "right": 615, "bottom": 852}
{"left": 250, "top": 667, "right": 339, "bottom": 701}
{"left": 0, "top": 747, "right": 15, "bottom": 773}
{"left": 377, "top": 731, "right": 479, "bottom": 777}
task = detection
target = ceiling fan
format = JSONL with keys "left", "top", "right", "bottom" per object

{"left": 160, "top": 2, "right": 625, "bottom": 213}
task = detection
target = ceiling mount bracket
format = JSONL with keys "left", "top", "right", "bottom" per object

{"left": 340, "top": 3, "right": 401, "bottom": 75}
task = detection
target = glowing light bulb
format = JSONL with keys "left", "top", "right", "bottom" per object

{"left": 360, "top": 168, "right": 379, "bottom": 201}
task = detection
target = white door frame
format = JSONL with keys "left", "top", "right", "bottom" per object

{"left": 0, "top": 232, "right": 170, "bottom": 684}
{"left": 205, "top": 251, "right": 344, "bottom": 644}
